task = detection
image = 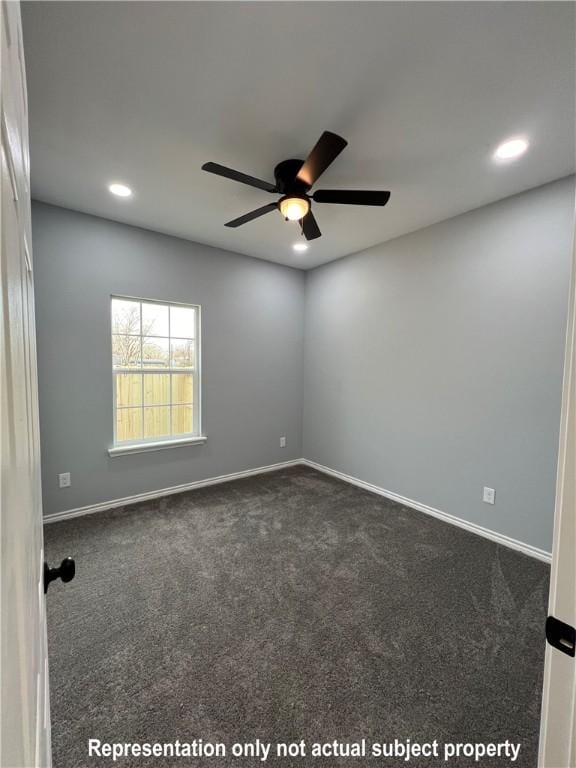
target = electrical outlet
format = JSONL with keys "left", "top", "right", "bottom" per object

{"left": 279, "top": 436, "right": 286, "bottom": 448}
{"left": 483, "top": 486, "right": 495, "bottom": 505}
{"left": 58, "top": 472, "right": 71, "bottom": 489}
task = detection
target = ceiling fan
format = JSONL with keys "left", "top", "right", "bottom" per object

{"left": 201, "top": 131, "right": 391, "bottom": 241}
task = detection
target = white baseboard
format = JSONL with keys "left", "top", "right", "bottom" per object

{"left": 44, "top": 456, "right": 552, "bottom": 564}
{"left": 43, "top": 459, "right": 303, "bottom": 524}
{"left": 301, "top": 459, "right": 552, "bottom": 564}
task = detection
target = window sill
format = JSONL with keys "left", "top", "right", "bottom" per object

{"left": 108, "top": 435, "right": 207, "bottom": 457}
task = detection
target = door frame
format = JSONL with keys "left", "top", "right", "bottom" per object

{"left": 538, "top": 199, "right": 576, "bottom": 766}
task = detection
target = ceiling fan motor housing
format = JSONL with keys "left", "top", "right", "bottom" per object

{"left": 274, "top": 159, "right": 309, "bottom": 195}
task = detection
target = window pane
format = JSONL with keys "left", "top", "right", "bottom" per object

{"left": 144, "top": 406, "right": 170, "bottom": 439}
{"left": 142, "top": 336, "right": 169, "bottom": 368}
{"left": 112, "top": 298, "right": 200, "bottom": 447}
{"left": 170, "top": 305, "right": 195, "bottom": 339}
{"left": 143, "top": 373, "right": 170, "bottom": 406}
{"left": 116, "top": 373, "right": 142, "bottom": 407}
{"left": 172, "top": 405, "right": 193, "bottom": 435}
{"left": 116, "top": 407, "right": 143, "bottom": 442}
{"left": 172, "top": 373, "right": 193, "bottom": 404}
{"left": 113, "top": 335, "right": 141, "bottom": 368}
{"left": 142, "top": 302, "right": 169, "bottom": 337}
{"left": 112, "top": 298, "right": 140, "bottom": 335}
{"left": 171, "top": 338, "right": 195, "bottom": 369}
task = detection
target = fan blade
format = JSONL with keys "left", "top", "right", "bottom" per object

{"left": 313, "top": 190, "right": 391, "bottom": 206}
{"left": 301, "top": 211, "right": 322, "bottom": 241}
{"left": 225, "top": 203, "right": 278, "bottom": 228}
{"left": 202, "top": 162, "right": 276, "bottom": 193}
{"left": 296, "top": 131, "right": 348, "bottom": 187}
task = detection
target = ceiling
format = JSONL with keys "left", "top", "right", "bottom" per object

{"left": 22, "top": 2, "right": 575, "bottom": 270}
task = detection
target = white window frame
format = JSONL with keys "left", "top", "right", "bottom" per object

{"left": 108, "top": 294, "right": 206, "bottom": 456}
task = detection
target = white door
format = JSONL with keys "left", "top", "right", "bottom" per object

{"left": 538, "top": 225, "right": 576, "bottom": 765}
{"left": 0, "top": 1, "right": 51, "bottom": 766}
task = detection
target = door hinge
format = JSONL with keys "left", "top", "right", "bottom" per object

{"left": 546, "top": 616, "right": 575, "bottom": 657}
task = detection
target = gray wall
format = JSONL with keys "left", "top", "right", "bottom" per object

{"left": 34, "top": 178, "right": 574, "bottom": 548}
{"left": 303, "top": 177, "right": 574, "bottom": 552}
{"left": 33, "top": 202, "right": 305, "bottom": 516}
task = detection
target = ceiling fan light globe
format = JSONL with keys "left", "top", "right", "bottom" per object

{"left": 279, "top": 196, "right": 310, "bottom": 221}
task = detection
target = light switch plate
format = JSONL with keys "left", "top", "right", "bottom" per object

{"left": 483, "top": 486, "right": 495, "bottom": 505}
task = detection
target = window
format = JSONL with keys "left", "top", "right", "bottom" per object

{"left": 111, "top": 296, "right": 202, "bottom": 451}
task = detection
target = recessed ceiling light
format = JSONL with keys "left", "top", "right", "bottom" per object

{"left": 494, "top": 137, "right": 529, "bottom": 161}
{"left": 108, "top": 182, "right": 133, "bottom": 198}
{"left": 293, "top": 242, "right": 308, "bottom": 253}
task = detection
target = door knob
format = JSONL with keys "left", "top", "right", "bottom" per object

{"left": 44, "top": 557, "right": 75, "bottom": 594}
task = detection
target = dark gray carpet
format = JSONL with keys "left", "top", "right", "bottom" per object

{"left": 44, "top": 466, "right": 549, "bottom": 768}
